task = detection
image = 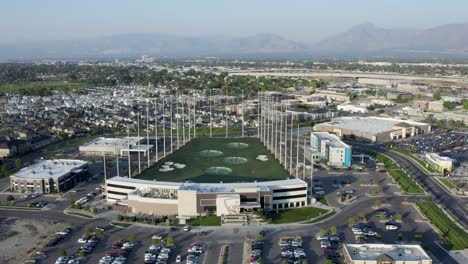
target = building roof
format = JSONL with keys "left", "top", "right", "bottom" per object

{"left": 80, "top": 137, "right": 143, "bottom": 149}
{"left": 312, "top": 132, "right": 350, "bottom": 149}
{"left": 317, "top": 116, "right": 427, "bottom": 135}
{"left": 344, "top": 244, "right": 431, "bottom": 262}
{"left": 11, "top": 159, "right": 87, "bottom": 180}
{"left": 107, "top": 176, "right": 306, "bottom": 193}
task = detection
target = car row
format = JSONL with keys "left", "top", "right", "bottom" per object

{"left": 316, "top": 232, "right": 342, "bottom": 263}
{"left": 278, "top": 236, "right": 307, "bottom": 263}
{"left": 249, "top": 236, "right": 264, "bottom": 264}
{"left": 99, "top": 239, "right": 133, "bottom": 264}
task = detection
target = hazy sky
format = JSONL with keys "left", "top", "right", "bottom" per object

{"left": 1, "top": 0, "right": 467, "bottom": 44}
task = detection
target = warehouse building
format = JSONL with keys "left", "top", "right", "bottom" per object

{"left": 105, "top": 176, "right": 308, "bottom": 220}
{"left": 314, "top": 117, "right": 430, "bottom": 143}
{"left": 342, "top": 244, "right": 432, "bottom": 264}
{"left": 424, "top": 153, "right": 453, "bottom": 174}
{"left": 311, "top": 132, "right": 352, "bottom": 167}
{"left": 10, "top": 159, "right": 88, "bottom": 193}
{"left": 79, "top": 137, "right": 152, "bottom": 156}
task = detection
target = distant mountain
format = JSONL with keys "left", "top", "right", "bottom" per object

{"left": 313, "top": 23, "right": 468, "bottom": 55}
{"left": 1, "top": 23, "right": 468, "bottom": 61}
{"left": 0, "top": 33, "right": 307, "bottom": 61}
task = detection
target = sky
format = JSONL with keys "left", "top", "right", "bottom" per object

{"left": 1, "top": 0, "right": 467, "bottom": 44}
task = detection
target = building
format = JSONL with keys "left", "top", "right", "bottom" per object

{"left": 79, "top": 137, "right": 152, "bottom": 156}
{"left": 387, "top": 91, "right": 414, "bottom": 101}
{"left": 424, "top": 153, "right": 453, "bottom": 174}
{"left": 105, "top": 176, "right": 308, "bottom": 220}
{"left": 311, "top": 132, "right": 352, "bottom": 167}
{"left": 10, "top": 159, "right": 88, "bottom": 193}
{"left": 427, "top": 101, "right": 444, "bottom": 112}
{"left": 314, "top": 117, "right": 431, "bottom": 143}
{"left": 342, "top": 244, "right": 432, "bottom": 264}
{"left": 337, "top": 103, "right": 368, "bottom": 114}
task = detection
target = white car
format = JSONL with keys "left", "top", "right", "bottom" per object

{"left": 183, "top": 225, "right": 191, "bottom": 232}
{"left": 176, "top": 255, "right": 182, "bottom": 263}
{"left": 31, "top": 193, "right": 40, "bottom": 198}
{"left": 77, "top": 238, "right": 88, "bottom": 243}
{"left": 385, "top": 224, "right": 399, "bottom": 230}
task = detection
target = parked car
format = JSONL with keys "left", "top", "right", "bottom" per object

{"left": 385, "top": 223, "right": 399, "bottom": 230}
{"left": 183, "top": 225, "right": 191, "bottom": 232}
{"left": 175, "top": 255, "right": 182, "bottom": 263}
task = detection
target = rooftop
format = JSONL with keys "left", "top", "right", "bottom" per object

{"left": 344, "top": 244, "right": 431, "bottom": 262}
{"left": 80, "top": 137, "right": 143, "bottom": 148}
{"left": 11, "top": 159, "right": 87, "bottom": 180}
{"left": 318, "top": 116, "right": 427, "bottom": 135}
{"left": 312, "top": 132, "right": 349, "bottom": 149}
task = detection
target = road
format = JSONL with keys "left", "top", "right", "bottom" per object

{"left": 351, "top": 142, "right": 468, "bottom": 228}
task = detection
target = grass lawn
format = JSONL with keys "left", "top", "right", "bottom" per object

{"left": 0, "top": 205, "right": 42, "bottom": 210}
{"left": 68, "top": 212, "right": 93, "bottom": 219}
{"left": 187, "top": 215, "right": 221, "bottom": 226}
{"left": 0, "top": 81, "right": 88, "bottom": 94}
{"left": 317, "top": 197, "right": 328, "bottom": 206}
{"left": 303, "top": 211, "right": 336, "bottom": 224}
{"left": 136, "top": 137, "right": 290, "bottom": 183}
{"left": 271, "top": 207, "right": 328, "bottom": 224}
{"left": 416, "top": 200, "right": 468, "bottom": 250}
{"left": 361, "top": 150, "right": 424, "bottom": 194}
{"left": 111, "top": 221, "right": 132, "bottom": 228}
{"left": 440, "top": 178, "right": 457, "bottom": 190}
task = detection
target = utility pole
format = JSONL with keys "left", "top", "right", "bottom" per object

{"left": 275, "top": 97, "right": 279, "bottom": 158}
{"left": 114, "top": 144, "right": 119, "bottom": 177}
{"left": 284, "top": 106, "right": 288, "bottom": 170}
{"left": 279, "top": 104, "right": 283, "bottom": 164}
{"left": 193, "top": 95, "right": 196, "bottom": 139}
{"left": 154, "top": 98, "right": 158, "bottom": 162}
{"left": 303, "top": 135, "right": 306, "bottom": 180}
{"left": 225, "top": 91, "right": 228, "bottom": 138}
{"left": 257, "top": 92, "right": 261, "bottom": 139}
{"left": 182, "top": 100, "right": 186, "bottom": 145}
{"left": 176, "top": 94, "right": 179, "bottom": 150}
{"left": 289, "top": 115, "right": 293, "bottom": 175}
{"left": 103, "top": 153, "right": 107, "bottom": 181}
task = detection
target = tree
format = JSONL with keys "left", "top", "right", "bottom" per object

{"left": 443, "top": 101, "right": 455, "bottom": 110}
{"left": 83, "top": 205, "right": 90, "bottom": 211}
{"left": 380, "top": 214, "right": 387, "bottom": 221}
{"left": 462, "top": 99, "right": 468, "bottom": 110}
{"left": 67, "top": 221, "right": 75, "bottom": 228}
{"left": 348, "top": 217, "right": 357, "bottom": 226}
{"left": 256, "top": 234, "right": 264, "bottom": 241}
{"left": 358, "top": 212, "right": 366, "bottom": 221}
{"left": 91, "top": 207, "right": 98, "bottom": 214}
{"left": 6, "top": 195, "right": 14, "bottom": 202}
{"left": 59, "top": 250, "right": 67, "bottom": 257}
{"left": 374, "top": 199, "right": 382, "bottom": 208}
{"left": 166, "top": 236, "right": 174, "bottom": 247}
{"left": 432, "top": 90, "right": 442, "bottom": 100}
{"left": 1, "top": 163, "right": 9, "bottom": 174}
{"left": 319, "top": 229, "right": 327, "bottom": 236}
{"left": 127, "top": 234, "right": 136, "bottom": 242}
{"left": 151, "top": 237, "right": 161, "bottom": 245}
{"left": 329, "top": 226, "right": 337, "bottom": 234}
{"left": 414, "top": 234, "right": 423, "bottom": 241}
{"left": 84, "top": 226, "right": 93, "bottom": 235}
{"left": 397, "top": 233, "right": 403, "bottom": 241}
{"left": 93, "top": 229, "right": 103, "bottom": 238}
{"left": 395, "top": 213, "right": 402, "bottom": 221}
{"left": 78, "top": 250, "right": 85, "bottom": 258}
{"left": 15, "top": 159, "right": 23, "bottom": 169}
{"left": 325, "top": 260, "right": 333, "bottom": 264}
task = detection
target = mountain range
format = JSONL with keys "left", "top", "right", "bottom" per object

{"left": 1, "top": 23, "right": 468, "bottom": 60}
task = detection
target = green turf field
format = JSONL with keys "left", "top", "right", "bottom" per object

{"left": 136, "top": 137, "right": 290, "bottom": 183}
{"left": 0, "top": 81, "right": 87, "bottom": 94}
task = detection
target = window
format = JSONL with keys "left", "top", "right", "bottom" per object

{"left": 284, "top": 203, "right": 289, "bottom": 208}
{"left": 273, "top": 187, "right": 307, "bottom": 193}
{"left": 301, "top": 201, "right": 305, "bottom": 206}
{"left": 107, "top": 183, "right": 136, "bottom": 190}
{"left": 273, "top": 194, "right": 307, "bottom": 200}
{"left": 273, "top": 204, "right": 277, "bottom": 209}
{"left": 107, "top": 190, "right": 128, "bottom": 196}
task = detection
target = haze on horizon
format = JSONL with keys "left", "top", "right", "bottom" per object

{"left": 1, "top": 0, "right": 467, "bottom": 44}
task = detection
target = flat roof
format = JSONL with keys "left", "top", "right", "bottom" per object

{"left": 312, "top": 132, "right": 349, "bottom": 148}
{"left": 81, "top": 137, "right": 143, "bottom": 148}
{"left": 11, "top": 159, "right": 87, "bottom": 180}
{"left": 318, "top": 117, "right": 427, "bottom": 135}
{"left": 427, "top": 153, "right": 453, "bottom": 161}
{"left": 344, "top": 244, "right": 431, "bottom": 262}
{"left": 107, "top": 176, "right": 306, "bottom": 193}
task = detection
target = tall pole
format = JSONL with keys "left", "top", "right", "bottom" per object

{"left": 115, "top": 144, "right": 119, "bottom": 177}
{"left": 241, "top": 90, "right": 244, "bottom": 137}
{"left": 225, "top": 92, "right": 228, "bottom": 138}
{"left": 289, "top": 115, "right": 293, "bottom": 175}
{"left": 275, "top": 97, "right": 279, "bottom": 158}
{"left": 303, "top": 135, "right": 306, "bottom": 180}
{"left": 103, "top": 153, "right": 107, "bottom": 181}
{"left": 170, "top": 97, "right": 173, "bottom": 153}
{"left": 279, "top": 104, "right": 283, "bottom": 164}
{"left": 176, "top": 94, "right": 180, "bottom": 149}
{"left": 146, "top": 101, "right": 150, "bottom": 168}
{"left": 154, "top": 99, "right": 158, "bottom": 162}
{"left": 127, "top": 126, "right": 131, "bottom": 178}
{"left": 266, "top": 95, "right": 270, "bottom": 150}
{"left": 188, "top": 98, "right": 191, "bottom": 141}
{"left": 193, "top": 95, "right": 196, "bottom": 139}
{"left": 284, "top": 107, "right": 288, "bottom": 169}
{"left": 310, "top": 150, "right": 314, "bottom": 198}
{"left": 162, "top": 98, "right": 166, "bottom": 157}
{"left": 137, "top": 112, "right": 141, "bottom": 174}
{"left": 257, "top": 92, "right": 261, "bottom": 139}
{"left": 182, "top": 100, "right": 186, "bottom": 145}
{"left": 296, "top": 125, "right": 300, "bottom": 178}
{"left": 209, "top": 89, "right": 212, "bottom": 138}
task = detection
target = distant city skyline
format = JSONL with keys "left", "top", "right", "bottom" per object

{"left": 1, "top": 0, "right": 467, "bottom": 44}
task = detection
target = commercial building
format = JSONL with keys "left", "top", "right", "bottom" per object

{"left": 105, "top": 176, "right": 308, "bottom": 220}
{"left": 342, "top": 244, "right": 432, "bottom": 264}
{"left": 311, "top": 132, "right": 351, "bottom": 167}
{"left": 424, "top": 153, "right": 453, "bottom": 174}
{"left": 314, "top": 117, "right": 431, "bottom": 143}
{"left": 79, "top": 137, "right": 152, "bottom": 156}
{"left": 10, "top": 159, "right": 88, "bottom": 193}
{"left": 387, "top": 91, "right": 414, "bottom": 101}
{"left": 337, "top": 103, "right": 368, "bottom": 114}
